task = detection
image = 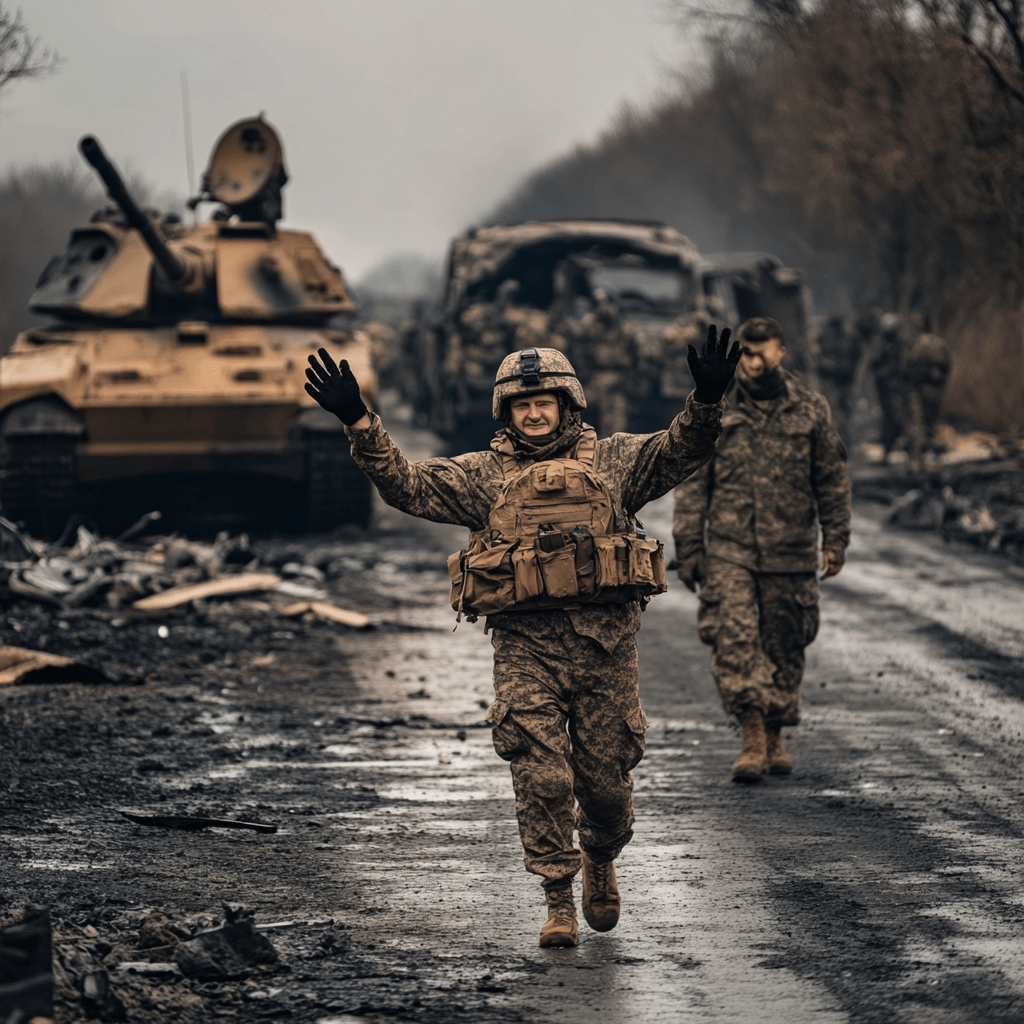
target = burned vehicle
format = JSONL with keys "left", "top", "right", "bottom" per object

{"left": 411, "top": 219, "right": 704, "bottom": 451}
{"left": 0, "top": 118, "right": 377, "bottom": 538}
{"left": 410, "top": 222, "right": 818, "bottom": 452}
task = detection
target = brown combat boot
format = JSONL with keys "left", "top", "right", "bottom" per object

{"left": 766, "top": 722, "right": 793, "bottom": 775}
{"left": 581, "top": 853, "right": 620, "bottom": 932}
{"left": 539, "top": 885, "right": 579, "bottom": 948}
{"left": 732, "top": 710, "right": 768, "bottom": 783}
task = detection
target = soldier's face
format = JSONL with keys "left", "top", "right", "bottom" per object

{"left": 509, "top": 392, "right": 562, "bottom": 437}
{"left": 738, "top": 338, "right": 786, "bottom": 380}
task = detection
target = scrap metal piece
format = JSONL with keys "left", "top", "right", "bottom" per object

{"left": 119, "top": 811, "right": 277, "bottom": 834}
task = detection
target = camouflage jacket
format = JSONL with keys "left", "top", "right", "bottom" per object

{"left": 348, "top": 395, "right": 723, "bottom": 651}
{"left": 672, "top": 372, "right": 851, "bottom": 573}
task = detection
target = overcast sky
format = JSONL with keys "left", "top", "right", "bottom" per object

{"left": 0, "top": 0, "right": 695, "bottom": 281}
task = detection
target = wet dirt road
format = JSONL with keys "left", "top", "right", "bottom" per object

{"left": 4, "top": 414, "right": 1024, "bottom": 1024}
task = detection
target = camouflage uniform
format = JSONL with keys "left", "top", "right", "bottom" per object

{"left": 816, "top": 314, "right": 863, "bottom": 447}
{"left": 673, "top": 372, "right": 850, "bottom": 726}
{"left": 348, "top": 398, "right": 723, "bottom": 886}
{"left": 871, "top": 316, "right": 909, "bottom": 457}
{"left": 902, "top": 331, "right": 950, "bottom": 468}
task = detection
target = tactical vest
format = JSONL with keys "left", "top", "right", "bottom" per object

{"left": 447, "top": 432, "right": 667, "bottom": 621}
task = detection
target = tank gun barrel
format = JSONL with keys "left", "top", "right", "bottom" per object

{"left": 79, "top": 135, "right": 189, "bottom": 286}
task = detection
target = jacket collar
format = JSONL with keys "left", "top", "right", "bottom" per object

{"left": 731, "top": 370, "right": 800, "bottom": 417}
{"left": 492, "top": 414, "right": 589, "bottom": 462}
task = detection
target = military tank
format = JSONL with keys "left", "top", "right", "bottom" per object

{"left": 0, "top": 117, "right": 377, "bottom": 537}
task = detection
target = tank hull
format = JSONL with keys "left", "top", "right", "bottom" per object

{"left": 0, "top": 324, "right": 376, "bottom": 537}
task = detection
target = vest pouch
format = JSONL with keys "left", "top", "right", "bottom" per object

{"left": 594, "top": 536, "right": 630, "bottom": 587}
{"left": 511, "top": 547, "right": 545, "bottom": 603}
{"left": 456, "top": 536, "right": 519, "bottom": 616}
{"left": 628, "top": 537, "right": 667, "bottom": 593}
{"left": 537, "top": 544, "right": 579, "bottom": 599}
{"left": 571, "top": 528, "right": 597, "bottom": 598}
{"left": 448, "top": 549, "right": 466, "bottom": 614}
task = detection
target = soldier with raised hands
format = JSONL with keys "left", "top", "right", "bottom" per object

{"left": 305, "top": 326, "right": 738, "bottom": 948}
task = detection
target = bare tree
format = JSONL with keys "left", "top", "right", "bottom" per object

{"left": 0, "top": 3, "right": 62, "bottom": 99}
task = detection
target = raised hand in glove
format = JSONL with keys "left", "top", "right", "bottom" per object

{"left": 676, "top": 552, "right": 706, "bottom": 593}
{"left": 688, "top": 323, "right": 741, "bottom": 405}
{"left": 305, "top": 348, "right": 368, "bottom": 426}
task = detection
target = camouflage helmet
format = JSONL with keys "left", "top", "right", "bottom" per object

{"left": 492, "top": 347, "right": 587, "bottom": 420}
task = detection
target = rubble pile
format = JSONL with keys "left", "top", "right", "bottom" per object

{"left": 1, "top": 903, "right": 335, "bottom": 1024}
{"left": 865, "top": 456, "right": 1024, "bottom": 563}
{"left": 0, "top": 513, "right": 373, "bottom": 627}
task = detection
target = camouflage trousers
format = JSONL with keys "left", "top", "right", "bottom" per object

{"left": 487, "top": 610, "right": 647, "bottom": 888}
{"left": 698, "top": 557, "right": 820, "bottom": 726}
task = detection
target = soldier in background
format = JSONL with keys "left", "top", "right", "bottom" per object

{"left": 902, "top": 319, "right": 951, "bottom": 470}
{"left": 673, "top": 317, "right": 851, "bottom": 783}
{"left": 574, "top": 289, "right": 640, "bottom": 436}
{"left": 816, "top": 314, "right": 863, "bottom": 447}
{"left": 870, "top": 312, "right": 909, "bottom": 461}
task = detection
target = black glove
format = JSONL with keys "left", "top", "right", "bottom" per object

{"left": 305, "top": 348, "right": 368, "bottom": 426}
{"left": 688, "top": 324, "right": 741, "bottom": 404}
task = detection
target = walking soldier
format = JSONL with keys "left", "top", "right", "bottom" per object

{"left": 305, "top": 329, "right": 738, "bottom": 947}
{"left": 672, "top": 317, "right": 851, "bottom": 782}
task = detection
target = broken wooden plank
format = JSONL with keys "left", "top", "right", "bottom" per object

{"left": 120, "top": 811, "right": 278, "bottom": 834}
{"left": 277, "top": 600, "right": 371, "bottom": 628}
{"left": 132, "top": 572, "right": 281, "bottom": 611}
{"left": 310, "top": 602, "right": 371, "bottom": 629}
{"left": 0, "top": 647, "right": 107, "bottom": 686}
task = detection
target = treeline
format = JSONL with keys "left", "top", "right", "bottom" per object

{"left": 490, "top": 0, "right": 1024, "bottom": 432}
{"left": 0, "top": 164, "right": 100, "bottom": 353}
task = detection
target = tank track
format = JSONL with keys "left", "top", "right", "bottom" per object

{"left": 0, "top": 434, "right": 78, "bottom": 539}
{"left": 305, "top": 432, "right": 373, "bottom": 532}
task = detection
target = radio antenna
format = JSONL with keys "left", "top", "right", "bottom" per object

{"left": 180, "top": 69, "right": 196, "bottom": 218}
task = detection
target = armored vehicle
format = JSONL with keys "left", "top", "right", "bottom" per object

{"left": 0, "top": 118, "right": 377, "bottom": 537}
{"left": 409, "top": 223, "right": 819, "bottom": 453}
{"left": 411, "top": 219, "right": 704, "bottom": 451}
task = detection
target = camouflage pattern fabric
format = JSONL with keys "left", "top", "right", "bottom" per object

{"left": 697, "top": 557, "right": 819, "bottom": 725}
{"left": 902, "top": 332, "right": 951, "bottom": 466}
{"left": 347, "top": 394, "right": 722, "bottom": 881}
{"left": 672, "top": 371, "right": 851, "bottom": 573}
{"left": 488, "top": 609, "right": 647, "bottom": 886}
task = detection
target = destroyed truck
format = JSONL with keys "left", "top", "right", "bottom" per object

{"left": 0, "top": 117, "right": 377, "bottom": 538}
{"left": 408, "top": 220, "right": 815, "bottom": 452}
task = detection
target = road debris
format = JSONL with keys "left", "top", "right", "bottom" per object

{"left": 0, "top": 646, "right": 108, "bottom": 686}
{"left": 0, "top": 906, "right": 54, "bottom": 1023}
{"left": 280, "top": 600, "right": 373, "bottom": 629}
{"left": 120, "top": 811, "right": 278, "bottom": 834}
{"left": 174, "top": 905, "right": 279, "bottom": 981}
{"left": 856, "top": 446, "right": 1024, "bottom": 564}
{"left": 131, "top": 573, "right": 282, "bottom": 612}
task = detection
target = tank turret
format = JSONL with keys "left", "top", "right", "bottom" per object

{"left": 79, "top": 135, "right": 198, "bottom": 288}
{"left": 0, "top": 117, "right": 376, "bottom": 538}
{"left": 29, "top": 117, "right": 356, "bottom": 324}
